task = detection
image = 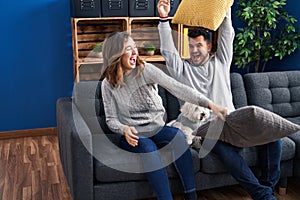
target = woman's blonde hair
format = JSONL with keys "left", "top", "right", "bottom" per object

{"left": 100, "top": 32, "right": 144, "bottom": 88}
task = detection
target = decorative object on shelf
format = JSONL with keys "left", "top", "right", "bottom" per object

{"left": 91, "top": 43, "right": 103, "bottom": 58}
{"left": 233, "top": 0, "right": 300, "bottom": 72}
{"left": 143, "top": 43, "right": 156, "bottom": 56}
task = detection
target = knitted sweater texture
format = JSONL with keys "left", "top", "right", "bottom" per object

{"left": 101, "top": 63, "right": 211, "bottom": 135}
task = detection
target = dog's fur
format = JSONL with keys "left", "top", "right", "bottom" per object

{"left": 167, "top": 102, "right": 210, "bottom": 148}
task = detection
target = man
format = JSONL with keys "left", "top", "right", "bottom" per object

{"left": 157, "top": 0, "right": 282, "bottom": 199}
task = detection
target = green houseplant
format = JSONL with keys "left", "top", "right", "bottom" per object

{"left": 233, "top": 0, "right": 300, "bottom": 72}
{"left": 91, "top": 43, "right": 103, "bottom": 58}
{"left": 143, "top": 43, "right": 156, "bottom": 56}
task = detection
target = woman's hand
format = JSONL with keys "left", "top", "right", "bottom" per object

{"left": 208, "top": 101, "right": 228, "bottom": 121}
{"left": 157, "top": 0, "right": 170, "bottom": 18}
{"left": 123, "top": 126, "right": 139, "bottom": 147}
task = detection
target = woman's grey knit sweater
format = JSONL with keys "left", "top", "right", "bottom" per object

{"left": 101, "top": 63, "right": 211, "bottom": 135}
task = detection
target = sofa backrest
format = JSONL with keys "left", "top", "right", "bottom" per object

{"left": 73, "top": 80, "right": 113, "bottom": 134}
{"left": 244, "top": 71, "right": 300, "bottom": 118}
{"left": 73, "top": 73, "right": 249, "bottom": 134}
{"left": 158, "top": 86, "right": 180, "bottom": 122}
{"left": 71, "top": 71, "right": 300, "bottom": 135}
{"left": 230, "top": 73, "right": 248, "bottom": 109}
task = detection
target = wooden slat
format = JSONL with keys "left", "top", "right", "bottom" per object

{"left": 78, "top": 42, "right": 103, "bottom": 51}
{"left": 0, "top": 127, "right": 57, "bottom": 140}
{"left": 77, "top": 23, "right": 125, "bottom": 34}
{"left": 78, "top": 56, "right": 103, "bottom": 63}
{"left": 131, "top": 32, "right": 160, "bottom": 40}
{"left": 77, "top": 33, "right": 108, "bottom": 42}
{"left": 72, "top": 18, "right": 80, "bottom": 82}
{"left": 140, "top": 55, "right": 165, "bottom": 62}
{"left": 134, "top": 40, "right": 160, "bottom": 47}
{"left": 78, "top": 50, "right": 99, "bottom": 58}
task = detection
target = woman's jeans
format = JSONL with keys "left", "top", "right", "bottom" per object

{"left": 210, "top": 139, "right": 282, "bottom": 200}
{"left": 120, "top": 126, "right": 196, "bottom": 200}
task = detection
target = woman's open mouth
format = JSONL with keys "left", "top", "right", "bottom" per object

{"left": 129, "top": 57, "right": 136, "bottom": 65}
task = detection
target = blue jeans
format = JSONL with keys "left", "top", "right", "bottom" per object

{"left": 210, "top": 139, "right": 282, "bottom": 200}
{"left": 120, "top": 126, "right": 196, "bottom": 200}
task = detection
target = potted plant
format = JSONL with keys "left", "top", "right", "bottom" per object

{"left": 143, "top": 43, "right": 156, "bottom": 56}
{"left": 91, "top": 43, "right": 103, "bottom": 58}
{"left": 233, "top": 0, "right": 300, "bottom": 72}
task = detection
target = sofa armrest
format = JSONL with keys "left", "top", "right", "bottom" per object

{"left": 56, "top": 97, "right": 94, "bottom": 200}
{"left": 287, "top": 130, "right": 300, "bottom": 177}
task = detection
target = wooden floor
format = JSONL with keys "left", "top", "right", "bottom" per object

{"left": 0, "top": 135, "right": 299, "bottom": 200}
{"left": 0, "top": 135, "right": 72, "bottom": 200}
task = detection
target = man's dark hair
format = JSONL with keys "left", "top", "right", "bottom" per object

{"left": 188, "top": 29, "right": 211, "bottom": 43}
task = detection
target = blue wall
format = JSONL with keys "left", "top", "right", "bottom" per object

{"left": 0, "top": 0, "right": 74, "bottom": 131}
{"left": 0, "top": 0, "right": 299, "bottom": 131}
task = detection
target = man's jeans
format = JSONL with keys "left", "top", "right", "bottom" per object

{"left": 211, "top": 139, "right": 282, "bottom": 200}
{"left": 120, "top": 126, "right": 196, "bottom": 200}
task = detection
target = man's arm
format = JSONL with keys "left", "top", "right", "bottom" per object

{"left": 158, "top": 21, "right": 185, "bottom": 78}
{"left": 145, "top": 63, "right": 210, "bottom": 108}
{"left": 216, "top": 8, "right": 235, "bottom": 68}
{"left": 157, "top": 0, "right": 185, "bottom": 80}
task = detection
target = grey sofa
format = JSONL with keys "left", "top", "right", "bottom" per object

{"left": 56, "top": 71, "right": 300, "bottom": 200}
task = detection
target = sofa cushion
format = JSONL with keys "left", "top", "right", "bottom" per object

{"left": 286, "top": 116, "right": 300, "bottom": 125}
{"left": 172, "top": 0, "right": 234, "bottom": 31}
{"left": 94, "top": 150, "right": 200, "bottom": 182}
{"left": 244, "top": 71, "right": 300, "bottom": 160}
{"left": 244, "top": 71, "right": 300, "bottom": 118}
{"left": 158, "top": 86, "right": 180, "bottom": 123}
{"left": 196, "top": 106, "right": 300, "bottom": 147}
{"left": 288, "top": 131, "right": 300, "bottom": 159}
{"left": 93, "top": 134, "right": 200, "bottom": 182}
{"left": 200, "top": 136, "right": 295, "bottom": 174}
{"left": 230, "top": 73, "right": 248, "bottom": 109}
{"left": 73, "top": 81, "right": 114, "bottom": 135}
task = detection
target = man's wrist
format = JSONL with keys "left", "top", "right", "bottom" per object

{"left": 159, "top": 16, "right": 169, "bottom": 23}
{"left": 160, "top": 15, "right": 169, "bottom": 18}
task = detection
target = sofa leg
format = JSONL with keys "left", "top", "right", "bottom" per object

{"left": 279, "top": 187, "right": 287, "bottom": 195}
{"left": 278, "top": 177, "right": 287, "bottom": 195}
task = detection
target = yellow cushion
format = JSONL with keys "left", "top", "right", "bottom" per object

{"left": 172, "top": 0, "right": 234, "bottom": 31}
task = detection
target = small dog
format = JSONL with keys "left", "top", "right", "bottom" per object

{"left": 167, "top": 102, "right": 210, "bottom": 149}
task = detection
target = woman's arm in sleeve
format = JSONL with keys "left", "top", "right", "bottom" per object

{"left": 101, "top": 80, "right": 126, "bottom": 135}
{"left": 145, "top": 64, "right": 211, "bottom": 108}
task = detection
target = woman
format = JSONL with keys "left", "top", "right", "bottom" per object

{"left": 100, "top": 32, "right": 227, "bottom": 200}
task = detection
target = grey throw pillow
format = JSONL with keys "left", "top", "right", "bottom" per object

{"left": 196, "top": 106, "right": 300, "bottom": 147}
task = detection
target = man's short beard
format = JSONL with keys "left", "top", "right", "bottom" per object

{"left": 190, "top": 55, "right": 210, "bottom": 66}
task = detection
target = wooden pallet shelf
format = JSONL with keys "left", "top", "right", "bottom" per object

{"left": 71, "top": 17, "right": 181, "bottom": 82}
{"left": 72, "top": 17, "right": 129, "bottom": 82}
